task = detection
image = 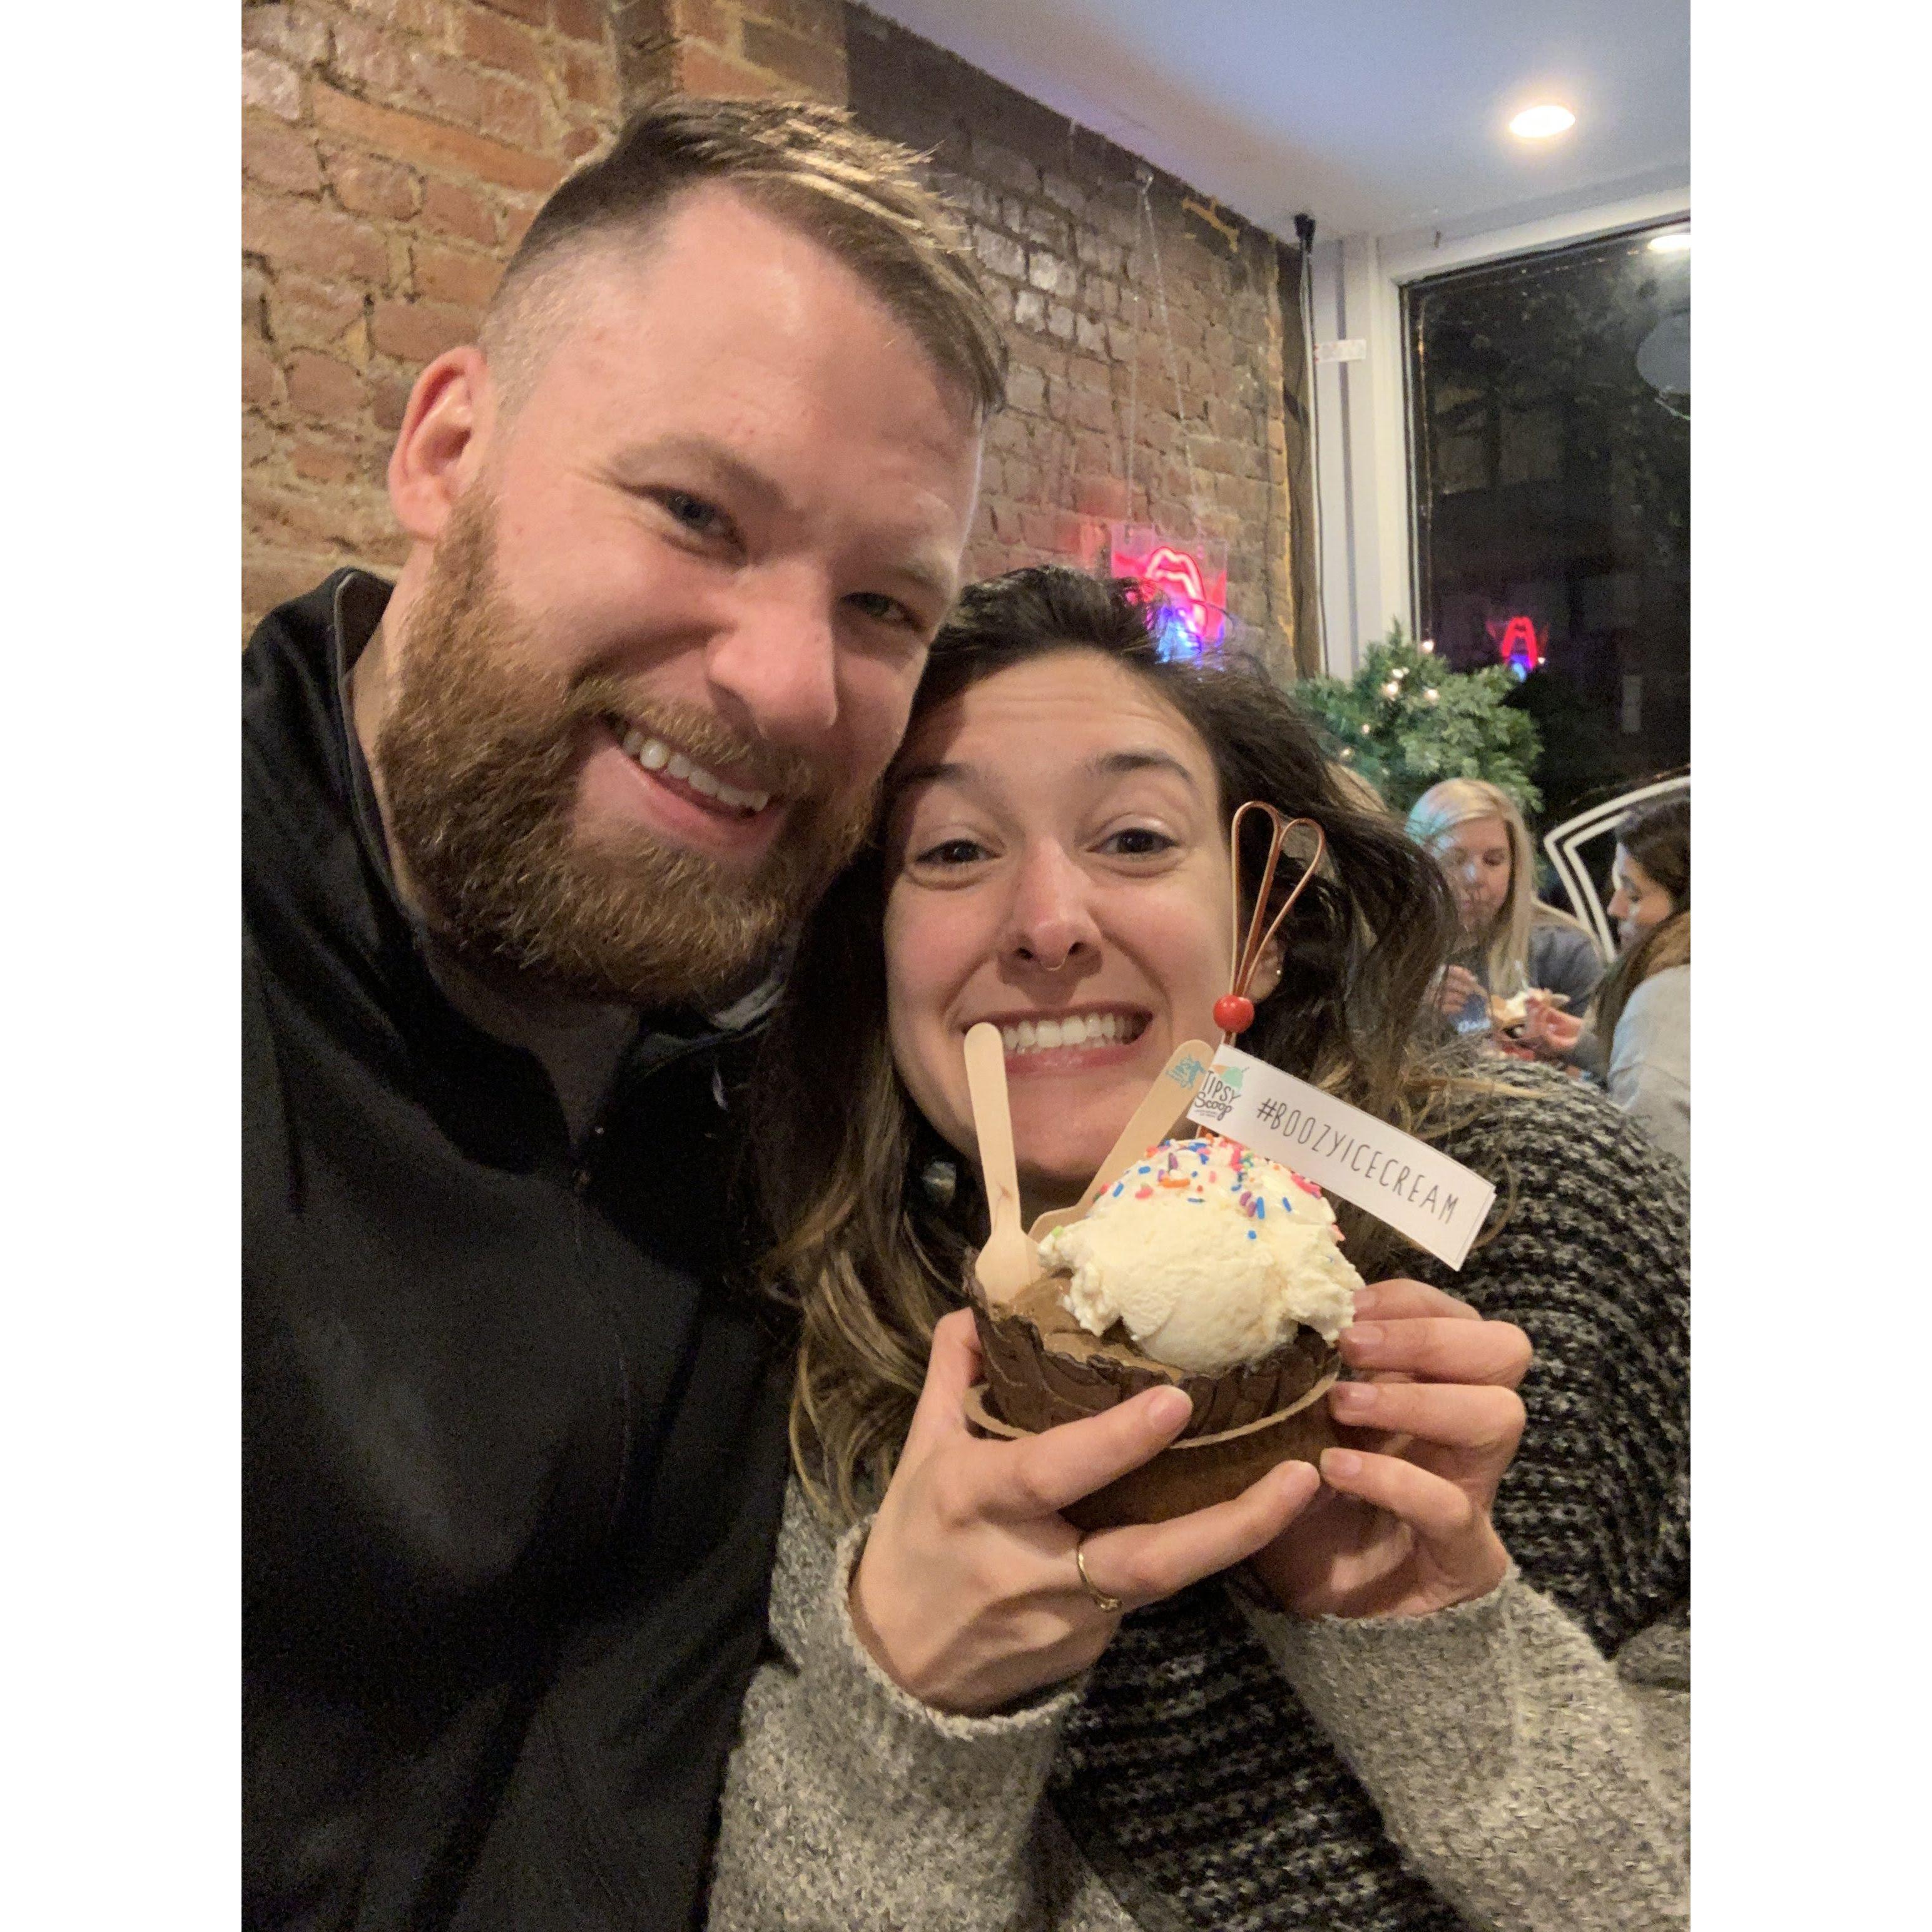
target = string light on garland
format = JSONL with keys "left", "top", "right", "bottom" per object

{"left": 1419, "top": 638, "right": 1436, "bottom": 654}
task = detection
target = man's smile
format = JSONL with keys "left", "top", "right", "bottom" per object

{"left": 612, "top": 719, "right": 775, "bottom": 814}
{"left": 588, "top": 717, "right": 790, "bottom": 867}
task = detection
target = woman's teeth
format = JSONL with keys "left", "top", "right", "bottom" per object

{"left": 999, "top": 1013, "right": 1144, "bottom": 1054}
{"left": 619, "top": 726, "right": 771, "bottom": 814}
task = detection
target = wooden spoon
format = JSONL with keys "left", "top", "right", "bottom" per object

{"left": 963, "top": 1022, "right": 1034, "bottom": 1304}
{"left": 1029, "top": 1039, "right": 1218, "bottom": 1238}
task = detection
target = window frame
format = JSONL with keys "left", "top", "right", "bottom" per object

{"left": 1308, "top": 186, "right": 1689, "bottom": 677}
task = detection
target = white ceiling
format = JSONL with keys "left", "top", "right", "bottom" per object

{"left": 858, "top": 0, "right": 1689, "bottom": 243}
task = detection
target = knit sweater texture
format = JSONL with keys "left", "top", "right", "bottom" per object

{"left": 707, "top": 1067, "right": 1689, "bottom": 1932}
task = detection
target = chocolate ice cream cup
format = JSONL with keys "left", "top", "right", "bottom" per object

{"left": 962, "top": 1378, "right": 1336, "bottom": 1530}
{"left": 965, "top": 1267, "right": 1340, "bottom": 1530}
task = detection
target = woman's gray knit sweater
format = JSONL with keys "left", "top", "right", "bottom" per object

{"left": 708, "top": 1068, "right": 1689, "bottom": 1932}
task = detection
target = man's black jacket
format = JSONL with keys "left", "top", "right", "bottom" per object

{"left": 244, "top": 572, "right": 791, "bottom": 1930}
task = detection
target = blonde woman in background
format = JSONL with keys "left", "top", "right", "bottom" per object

{"left": 1405, "top": 778, "right": 1602, "bottom": 1035}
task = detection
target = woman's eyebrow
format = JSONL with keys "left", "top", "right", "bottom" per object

{"left": 888, "top": 747, "right": 1197, "bottom": 801}
{"left": 1087, "top": 749, "right": 1201, "bottom": 790}
{"left": 888, "top": 758, "right": 974, "bottom": 796}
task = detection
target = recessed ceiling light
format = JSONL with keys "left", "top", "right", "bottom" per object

{"left": 1648, "top": 230, "right": 1692, "bottom": 254}
{"left": 1509, "top": 104, "right": 1576, "bottom": 140}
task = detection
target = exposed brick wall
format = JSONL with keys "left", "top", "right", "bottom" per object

{"left": 241, "top": 1, "right": 1313, "bottom": 673}
{"left": 845, "top": 6, "right": 1311, "bottom": 676}
{"left": 613, "top": 0, "right": 846, "bottom": 104}
{"left": 242, "top": 0, "right": 627, "bottom": 633}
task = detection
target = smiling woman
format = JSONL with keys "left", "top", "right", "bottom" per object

{"left": 716, "top": 564, "right": 1690, "bottom": 1932}
{"left": 882, "top": 649, "right": 1241, "bottom": 1219}
{"left": 763, "top": 568, "right": 1497, "bottom": 1508}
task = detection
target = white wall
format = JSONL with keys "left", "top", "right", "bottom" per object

{"left": 1308, "top": 183, "right": 1691, "bottom": 677}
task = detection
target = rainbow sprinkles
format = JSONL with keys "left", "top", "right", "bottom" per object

{"left": 1111, "top": 1135, "right": 1328, "bottom": 1227}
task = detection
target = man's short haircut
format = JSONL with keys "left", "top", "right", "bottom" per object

{"left": 480, "top": 96, "right": 1007, "bottom": 420}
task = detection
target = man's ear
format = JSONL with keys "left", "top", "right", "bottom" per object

{"left": 387, "top": 346, "right": 492, "bottom": 542}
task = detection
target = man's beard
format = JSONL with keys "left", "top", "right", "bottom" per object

{"left": 374, "top": 488, "right": 875, "bottom": 1009}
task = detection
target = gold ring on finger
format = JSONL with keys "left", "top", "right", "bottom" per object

{"left": 1074, "top": 1538, "right": 1124, "bottom": 1615}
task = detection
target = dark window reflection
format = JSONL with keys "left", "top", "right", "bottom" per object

{"left": 1406, "top": 224, "right": 1689, "bottom": 825}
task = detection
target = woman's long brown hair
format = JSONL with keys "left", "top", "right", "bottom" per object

{"left": 749, "top": 567, "right": 1513, "bottom": 1522}
{"left": 1594, "top": 795, "right": 1691, "bottom": 1049}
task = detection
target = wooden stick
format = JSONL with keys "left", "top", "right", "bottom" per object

{"left": 963, "top": 1022, "right": 1034, "bottom": 1303}
{"left": 1029, "top": 1039, "right": 1218, "bottom": 1238}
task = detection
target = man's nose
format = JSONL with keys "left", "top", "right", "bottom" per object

{"left": 703, "top": 575, "right": 841, "bottom": 751}
{"left": 1004, "top": 844, "right": 1101, "bottom": 973}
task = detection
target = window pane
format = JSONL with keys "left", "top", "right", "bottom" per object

{"left": 1406, "top": 224, "right": 1690, "bottom": 826}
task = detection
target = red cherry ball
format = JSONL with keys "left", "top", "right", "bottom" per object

{"left": 1213, "top": 993, "right": 1255, "bottom": 1034}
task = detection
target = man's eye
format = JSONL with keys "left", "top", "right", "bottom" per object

{"left": 915, "top": 837, "right": 989, "bottom": 867}
{"left": 659, "top": 490, "right": 728, "bottom": 537}
{"left": 1101, "top": 828, "right": 1176, "bottom": 858}
{"left": 846, "top": 591, "right": 918, "bottom": 628}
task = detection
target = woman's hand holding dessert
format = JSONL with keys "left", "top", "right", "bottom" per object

{"left": 1246, "top": 1279, "right": 1530, "bottom": 1621}
{"left": 848, "top": 1311, "right": 1321, "bottom": 1716}
{"left": 1518, "top": 994, "right": 1585, "bottom": 1056}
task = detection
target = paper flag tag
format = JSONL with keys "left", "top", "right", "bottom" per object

{"left": 1186, "top": 1045, "right": 1496, "bottom": 1269}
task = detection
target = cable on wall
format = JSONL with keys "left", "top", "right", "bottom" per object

{"left": 1293, "top": 212, "right": 1328, "bottom": 672}
{"left": 1137, "top": 166, "right": 1212, "bottom": 545}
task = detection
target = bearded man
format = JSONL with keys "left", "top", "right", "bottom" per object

{"left": 243, "top": 98, "right": 999, "bottom": 1931}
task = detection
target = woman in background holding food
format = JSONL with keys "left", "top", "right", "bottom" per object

{"left": 1405, "top": 778, "right": 1603, "bottom": 1038}
{"left": 1522, "top": 796, "right": 1690, "bottom": 1169}
{"left": 705, "top": 569, "right": 1687, "bottom": 1932}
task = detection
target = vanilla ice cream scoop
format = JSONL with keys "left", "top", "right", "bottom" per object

{"left": 1035, "top": 1137, "right": 1361, "bottom": 1375}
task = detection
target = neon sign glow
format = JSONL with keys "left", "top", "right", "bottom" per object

{"left": 1109, "top": 527, "right": 1229, "bottom": 659}
{"left": 1485, "top": 613, "right": 1544, "bottom": 679}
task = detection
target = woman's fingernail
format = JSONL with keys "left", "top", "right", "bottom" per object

{"left": 1343, "top": 1321, "right": 1384, "bottom": 1353}
{"left": 1330, "top": 1380, "right": 1376, "bottom": 1413}
{"left": 1277, "top": 1460, "right": 1317, "bottom": 1497}
{"left": 1350, "top": 1285, "right": 1382, "bottom": 1318}
{"left": 1146, "top": 1387, "right": 1192, "bottom": 1430}
{"left": 1322, "top": 1449, "right": 1362, "bottom": 1479}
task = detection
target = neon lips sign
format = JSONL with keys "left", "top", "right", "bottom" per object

{"left": 1111, "top": 528, "right": 1228, "bottom": 658}
{"left": 1485, "top": 613, "right": 1543, "bottom": 679}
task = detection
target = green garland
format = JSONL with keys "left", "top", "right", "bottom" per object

{"left": 1293, "top": 623, "right": 1543, "bottom": 819}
